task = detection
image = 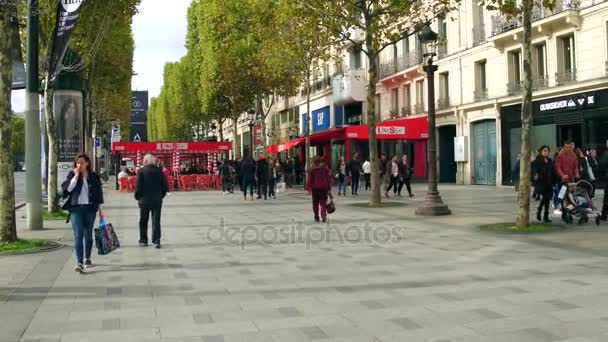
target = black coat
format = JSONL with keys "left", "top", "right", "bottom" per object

{"left": 596, "top": 151, "right": 608, "bottom": 189}
{"left": 398, "top": 161, "right": 412, "bottom": 180}
{"left": 531, "top": 157, "right": 555, "bottom": 193}
{"left": 240, "top": 159, "right": 256, "bottom": 181}
{"left": 347, "top": 159, "right": 362, "bottom": 177}
{"left": 61, "top": 171, "right": 104, "bottom": 210}
{"left": 135, "top": 165, "right": 168, "bottom": 208}
{"left": 578, "top": 157, "right": 592, "bottom": 182}
{"left": 256, "top": 158, "right": 269, "bottom": 181}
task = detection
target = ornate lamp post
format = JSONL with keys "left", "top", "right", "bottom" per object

{"left": 247, "top": 109, "right": 256, "bottom": 158}
{"left": 415, "top": 25, "right": 452, "bottom": 216}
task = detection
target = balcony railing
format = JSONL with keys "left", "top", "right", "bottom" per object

{"left": 437, "top": 43, "right": 448, "bottom": 59}
{"left": 555, "top": 69, "right": 577, "bottom": 86}
{"left": 474, "top": 88, "right": 488, "bottom": 102}
{"left": 379, "top": 49, "right": 422, "bottom": 79}
{"left": 533, "top": 75, "right": 549, "bottom": 90}
{"left": 491, "top": 0, "right": 580, "bottom": 36}
{"left": 413, "top": 103, "right": 425, "bottom": 114}
{"left": 507, "top": 81, "right": 522, "bottom": 95}
{"left": 472, "top": 25, "right": 487, "bottom": 46}
{"left": 437, "top": 97, "right": 450, "bottom": 110}
{"left": 401, "top": 106, "right": 411, "bottom": 117}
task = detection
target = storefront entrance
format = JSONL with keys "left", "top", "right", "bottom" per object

{"left": 472, "top": 120, "right": 497, "bottom": 185}
{"left": 557, "top": 123, "right": 582, "bottom": 148}
{"left": 438, "top": 125, "right": 457, "bottom": 183}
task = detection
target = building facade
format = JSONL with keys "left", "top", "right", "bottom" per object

{"left": 376, "top": 0, "right": 608, "bottom": 186}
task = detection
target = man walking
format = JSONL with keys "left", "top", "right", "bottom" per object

{"left": 347, "top": 152, "right": 362, "bottom": 196}
{"left": 362, "top": 158, "right": 371, "bottom": 191}
{"left": 135, "top": 154, "right": 168, "bottom": 249}
{"left": 256, "top": 154, "right": 269, "bottom": 200}
{"left": 398, "top": 154, "right": 414, "bottom": 197}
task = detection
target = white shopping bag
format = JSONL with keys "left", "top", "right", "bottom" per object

{"left": 557, "top": 185, "right": 567, "bottom": 200}
{"left": 276, "top": 182, "right": 286, "bottom": 193}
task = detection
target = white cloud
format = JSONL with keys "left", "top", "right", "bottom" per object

{"left": 131, "top": 0, "right": 192, "bottom": 103}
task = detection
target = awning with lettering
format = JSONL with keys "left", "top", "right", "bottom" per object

{"left": 111, "top": 141, "right": 232, "bottom": 154}
{"left": 345, "top": 115, "right": 428, "bottom": 140}
{"left": 266, "top": 137, "right": 306, "bottom": 154}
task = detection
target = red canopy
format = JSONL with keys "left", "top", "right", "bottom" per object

{"left": 266, "top": 137, "right": 305, "bottom": 154}
{"left": 111, "top": 141, "right": 232, "bottom": 154}
{"left": 345, "top": 115, "right": 428, "bottom": 140}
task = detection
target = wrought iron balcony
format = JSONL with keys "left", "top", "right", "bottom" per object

{"left": 507, "top": 81, "right": 522, "bottom": 95}
{"left": 474, "top": 88, "right": 488, "bottom": 102}
{"left": 472, "top": 26, "right": 487, "bottom": 46}
{"left": 413, "top": 103, "right": 425, "bottom": 114}
{"left": 491, "top": 0, "right": 581, "bottom": 36}
{"left": 437, "top": 97, "right": 450, "bottom": 110}
{"left": 378, "top": 49, "right": 423, "bottom": 79}
{"left": 533, "top": 75, "right": 549, "bottom": 90}
{"left": 401, "top": 106, "right": 411, "bottom": 117}
{"left": 437, "top": 43, "right": 448, "bottom": 59}
{"left": 555, "top": 69, "right": 576, "bottom": 86}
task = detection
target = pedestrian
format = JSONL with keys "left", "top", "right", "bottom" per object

{"left": 347, "top": 152, "right": 362, "bottom": 196}
{"left": 241, "top": 156, "right": 256, "bottom": 201}
{"left": 362, "top": 158, "right": 371, "bottom": 191}
{"left": 555, "top": 141, "right": 580, "bottom": 221}
{"left": 135, "top": 154, "right": 168, "bottom": 249}
{"left": 336, "top": 156, "right": 347, "bottom": 196}
{"left": 118, "top": 167, "right": 129, "bottom": 181}
{"left": 61, "top": 153, "right": 105, "bottom": 273}
{"left": 575, "top": 148, "right": 594, "bottom": 182}
{"left": 385, "top": 155, "right": 399, "bottom": 197}
{"left": 268, "top": 158, "right": 277, "bottom": 199}
{"left": 398, "top": 154, "right": 414, "bottom": 197}
{"left": 308, "top": 156, "right": 332, "bottom": 223}
{"left": 596, "top": 144, "right": 608, "bottom": 221}
{"left": 256, "top": 154, "right": 269, "bottom": 200}
{"left": 379, "top": 153, "right": 389, "bottom": 194}
{"left": 512, "top": 154, "right": 521, "bottom": 191}
{"left": 219, "top": 159, "right": 231, "bottom": 195}
{"left": 531, "top": 145, "right": 555, "bottom": 223}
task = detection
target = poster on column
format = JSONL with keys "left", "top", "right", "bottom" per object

{"left": 54, "top": 90, "right": 84, "bottom": 190}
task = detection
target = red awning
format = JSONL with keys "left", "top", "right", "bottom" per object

{"left": 266, "top": 137, "right": 305, "bottom": 154}
{"left": 309, "top": 127, "right": 346, "bottom": 143}
{"left": 345, "top": 115, "right": 428, "bottom": 140}
{"left": 111, "top": 141, "right": 232, "bottom": 154}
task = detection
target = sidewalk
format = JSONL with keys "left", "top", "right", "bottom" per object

{"left": 2, "top": 184, "right": 608, "bottom": 342}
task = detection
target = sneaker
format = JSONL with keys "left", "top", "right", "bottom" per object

{"left": 74, "top": 264, "right": 84, "bottom": 273}
{"left": 139, "top": 241, "right": 148, "bottom": 247}
{"left": 154, "top": 242, "right": 161, "bottom": 249}
{"left": 409, "top": 194, "right": 414, "bottom": 198}
{"left": 554, "top": 209, "right": 562, "bottom": 216}
{"left": 84, "top": 259, "right": 93, "bottom": 268}
{"left": 223, "top": 192, "right": 226, "bottom": 195}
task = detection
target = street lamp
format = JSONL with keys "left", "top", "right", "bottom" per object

{"left": 247, "top": 109, "right": 256, "bottom": 158}
{"left": 415, "top": 25, "right": 452, "bottom": 216}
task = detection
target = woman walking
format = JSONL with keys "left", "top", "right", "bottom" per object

{"left": 336, "top": 156, "right": 347, "bottom": 196}
{"left": 308, "top": 156, "right": 332, "bottom": 223}
{"left": 61, "top": 154, "right": 104, "bottom": 273}
{"left": 531, "top": 146, "right": 555, "bottom": 223}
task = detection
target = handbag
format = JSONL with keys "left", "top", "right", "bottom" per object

{"left": 94, "top": 218, "right": 120, "bottom": 255}
{"left": 327, "top": 193, "right": 335, "bottom": 214}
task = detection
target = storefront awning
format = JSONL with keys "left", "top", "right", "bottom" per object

{"left": 111, "top": 141, "right": 232, "bottom": 154}
{"left": 345, "top": 115, "right": 428, "bottom": 140}
{"left": 266, "top": 137, "right": 305, "bottom": 154}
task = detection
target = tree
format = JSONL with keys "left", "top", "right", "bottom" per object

{"left": 11, "top": 116, "right": 25, "bottom": 157}
{"left": 0, "top": 1, "right": 18, "bottom": 242}
{"left": 298, "top": 0, "right": 458, "bottom": 206}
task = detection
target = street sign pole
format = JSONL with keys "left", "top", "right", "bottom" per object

{"left": 25, "top": 0, "right": 43, "bottom": 230}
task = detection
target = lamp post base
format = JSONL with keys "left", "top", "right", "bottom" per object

{"left": 415, "top": 192, "right": 452, "bottom": 216}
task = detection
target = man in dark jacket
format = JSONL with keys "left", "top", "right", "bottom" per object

{"left": 347, "top": 152, "right": 362, "bottom": 196}
{"left": 241, "top": 157, "right": 256, "bottom": 200}
{"left": 256, "top": 154, "right": 269, "bottom": 200}
{"left": 597, "top": 145, "right": 608, "bottom": 221}
{"left": 135, "top": 154, "right": 168, "bottom": 248}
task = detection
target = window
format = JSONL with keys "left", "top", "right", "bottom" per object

{"left": 438, "top": 17, "right": 447, "bottom": 37}
{"left": 415, "top": 80, "right": 424, "bottom": 112}
{"left": 375, "top": 94, "right": 381, "bottom": 118}
{"left": 474, "top": 60, "right": 488, "bottom": 101}
{"left": 439, "top": 72, "right": 449, "bottom": 107}
{"left": 507, "top": 49, "right": 522, "bottom": 94}
{"left": 280, "top": 110, "right": 288, "bottom": 124}
{"left": 532, "top": 43, "right": 547, "bottom": 86}
{"left": 402, "top": 36, "right": 410, "bottom": 55}
{"left": 351, "top": 46, "right": 362, "bottom": 69}
{"left": 391, "top": 88, "right": 399, "bottom": 116}
{"left": 403, "top": 84, "right": 411, "bottom": 115}
{"left": 557, "top": 34, "right": 576, "bottom": 84}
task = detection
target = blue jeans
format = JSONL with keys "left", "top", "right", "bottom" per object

{"left": 70, "top": 206, "right": 97, "bottom": 264}
{"left": 552, "top": 184, "right": 561, "bottom": 209}
{"left": 337, "top": 174, "right": 346, "bottom": 194}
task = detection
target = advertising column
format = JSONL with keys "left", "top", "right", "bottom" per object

{"left": 54, "top": 90, "right": 84, "bottom": 190}
{"left": 130, "top": 91, "right": 148, "bottom": 142}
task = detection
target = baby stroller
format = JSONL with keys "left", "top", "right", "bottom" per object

{"left": 561, "top": 180, "right": 601, "bottom": 225}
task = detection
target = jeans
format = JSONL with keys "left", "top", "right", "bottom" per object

{"left": 398, "top": 177, "right": 412, "bottom": 196}
{"left": 386, "top": 176, "right": 399, "bottom": 194}
{"left": 243, "top": 179, "right": 255, "bottom": 197}
{"left": 337, "top": 174, "right": 346, "bottom": 194}
{"left": 311, "top": 189, "right": 328, "bottom": 219}
{"left": 537, "top": 189, "right": 552, "bottom": 219}
{"left": 258, "top": 179, "right": 268, "bottom": 199}
{"left": 351, "top": 175, "right": 360, "bottom": 194}
{"left": 552, "top": 183, "right": 561, "bottom": 209}
{"left": 221, "top": 177, "right": 231, "bottom": 192}
{"left": 364, "top": 174, "right": 371, "bottom": 190}
{"left": 139, "top": 205, "right": 162, "bottom": 244}
{"left": 268, "top": 178, "right": 276, "bottom": 197}
{"left": 70, "top": 205, "right": 97, "bottom": 265}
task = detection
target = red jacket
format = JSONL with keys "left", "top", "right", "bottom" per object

{"left": 309, "top": 166, "right": 331, "bottom": 191}
{"left": 555, "top": 149, "right": 579, "bottom": 183}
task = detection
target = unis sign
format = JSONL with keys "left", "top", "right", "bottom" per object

{"left": 376, "top": 126, "right": 405, "bottom": 135}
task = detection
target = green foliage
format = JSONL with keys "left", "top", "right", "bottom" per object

{"left": 11, "top": 115, "right": 24, "bottom": 157}
{"left": 0, "top": 239, "right": 48, "bottom": 254}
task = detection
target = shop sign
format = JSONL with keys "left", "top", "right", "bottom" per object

{"left": 376, "top": 126, "right": 405, "bottom": 135}
{"left": 538, "top": 93, "right": 596, "bottom": 113}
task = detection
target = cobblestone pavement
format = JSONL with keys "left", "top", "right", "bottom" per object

{"left": 2, "top": 184, "right": 608, "bottom": 342}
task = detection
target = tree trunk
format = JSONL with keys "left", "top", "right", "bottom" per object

{"left": 516, "top": 0, "right": 534, "bottom": 228}
{"left": 0, "top": 7, "right": 17, "bottom": 243}
{"left": 232, "top": 119, "right": 239, "bottom": 159}
{"left": 365, "top": 47, "right": 381, "bottom": 206}
{"left": 44, "top": 79, "right": 59, "bottom": 213}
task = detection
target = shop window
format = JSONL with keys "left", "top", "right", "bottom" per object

{"left": 556, "top": 34, "right": 576, "bottom": 85}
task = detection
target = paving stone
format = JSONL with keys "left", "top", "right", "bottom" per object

{"left": 300, "top": 326, "right": 328, "bottom": 339}
{"left": 277, "top": 307, "right": 303, "bottom": 317}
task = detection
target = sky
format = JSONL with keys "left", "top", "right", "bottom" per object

{"left": 11, "top": 0, "right": 192, "bottom": 112}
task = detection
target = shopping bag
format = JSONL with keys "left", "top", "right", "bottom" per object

{"left": 94, "top": 218, "right": 120, "bottom": 255}
{"left": 276, "top": 181, "right": 286, "bottom": 193}
{"left": 557, "top": 185, "right": 568, "bottom": 200}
